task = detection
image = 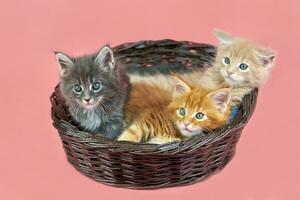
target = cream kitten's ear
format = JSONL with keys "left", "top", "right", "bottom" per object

{"left": 95, "top": 45, "right": 115, "bottom": 72}
{"left": 172, "top": 75, "right": 191, "bottom": 99}
{"left": 213, "top": 29, "right": 234, "bottom": 45}
{"left": 256, "top": 48, "right": 276, "bottom": 69}
{"left": 55, "top": 51, "right": 74, "bottom": 78}
{"left": 208, "top": 88, "right": 231, "bottom": 113}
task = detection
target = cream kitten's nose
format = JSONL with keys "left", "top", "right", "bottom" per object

{"left": 227, "top": 70, "right": 234, "bottom": 76}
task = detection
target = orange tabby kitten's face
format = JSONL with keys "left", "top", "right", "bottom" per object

{"left": 214, "top": 30, "right": 276, "bottom": 87}
{"left": 168, "top": 77, "right": 231, "bottom": 137}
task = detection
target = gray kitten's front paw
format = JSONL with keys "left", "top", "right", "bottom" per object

{"left": 102, "top": 122, "right": 123, "bottom": 139}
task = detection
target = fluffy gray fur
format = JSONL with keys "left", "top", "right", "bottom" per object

{"left": 55, "top": 46, "right": 130, "bottom": 138}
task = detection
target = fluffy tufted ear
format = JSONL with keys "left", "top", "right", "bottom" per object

{"left": 255, "top": 47, "right": 276, "bottom": 70}
{"left": 171, "top": 75, "right": 191, "bottom": 100}
{"left": 207, "top": 88, "right": 231, "bottom": 113}
{"left": 94, "top": 45, "right": 115, "bottom": 72}
{"left": 55, "top": 51, "right": 74, "bottom": 78}
{"left": 214, "top": 29, "right": 234, "bottom": 45}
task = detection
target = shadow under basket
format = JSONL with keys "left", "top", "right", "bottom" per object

{"left": 50, "top": 39, "right": 258, "bottom": 189}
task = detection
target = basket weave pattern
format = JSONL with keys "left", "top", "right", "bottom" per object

{"left": 50, "top": 39, "right": 257, "bottom": 189}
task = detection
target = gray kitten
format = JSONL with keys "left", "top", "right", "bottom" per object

{"left": 55, "top": 46, "right": 130, "bottom": 138}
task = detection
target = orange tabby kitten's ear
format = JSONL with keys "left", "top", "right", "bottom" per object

{"left": 171, "top": 75, "right": 191, "bottom": 99}
{"left": 207, "top": 88, "right": 231, "bottom": 113}
{"left": 255, "top": 47, "right": 276, "bottom": 69}
{"left": 213, "top": 29, "right": 234, "bottom": 45}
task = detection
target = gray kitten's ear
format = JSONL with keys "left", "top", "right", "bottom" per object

{"left": 207, "top": 88, "right": 231, "bottom": 113}
{"left": 213, "top": 29, "right": 234, "bottom": 45}
{"left": 255, "top": 48, "right": 276, "bottom": 69}
{"left": 94, "top": 46, "right": 115, "bottom": 72}
{"left": 55, "top": 52, "right": 74, "bottom": 77}
{"left": 171, "top": 75, "right": 191, "bottom": 99}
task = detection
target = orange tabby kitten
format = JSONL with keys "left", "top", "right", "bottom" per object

{"left": 129, "top": 30, "right": 276, "bottom": 106}
{"left": 117, "top": 76, "right": 231, "bottom": 144}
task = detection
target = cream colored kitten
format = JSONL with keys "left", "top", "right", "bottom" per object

{"left": 129, "top": 30, "right": 276, "bottom": 106}
{"left": 200, "top": 30, "right": 276, "bottom": 105}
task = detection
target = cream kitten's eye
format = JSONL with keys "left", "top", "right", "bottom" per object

{"left": 178, "top": 107, "right": 186, "bottom": 116}
{"left": 223, "top": 57, "right": 230, "bottom": 65}
{"left": 195, "top": 112, "right": 205, "bottom": 120}
{"left": 239, "top": 63, "right": 248, "bottom": 71}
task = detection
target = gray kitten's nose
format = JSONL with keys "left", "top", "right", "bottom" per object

{"left": 84, "top": 98, "right": 91, "bottom": 103}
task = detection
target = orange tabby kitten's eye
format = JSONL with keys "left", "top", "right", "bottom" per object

{"left": 177, "top": 107, "right": 186, "bottom": 117}
{"left": 223, "top": 57, "right": 230, "bottom": 65}
{"left": 194, "top": 112, "right": 205, "bottom": 121}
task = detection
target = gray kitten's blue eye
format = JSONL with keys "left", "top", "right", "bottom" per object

{"left": 178, "top": 107, "right": 186, "bottom": 116}
{"left": 239, "top": 63, "right": 248, "bottom": 70}
{"left": 195, "top": 112, "right": 204, "bottom": 120}
{"left": 223, "top": 57, "right": 230, "bottom": 65}
{"left": 91, "top": 81, "right": 101, "bottom": 91}
{"left": 73, "top": 84, "right": 82, "bottom": 93}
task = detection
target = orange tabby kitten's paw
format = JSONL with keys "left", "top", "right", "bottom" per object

{"left": 117, "top": 130, "right": 139, "bottom": 142}
{"left": 117, "top": 124, "right": 142, "bottom": 142}
{"left": 147, "top": 137, "right": 181, "bottom": 144}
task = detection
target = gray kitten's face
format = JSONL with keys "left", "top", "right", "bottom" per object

{"left": 69, "top": 80, "right": 102, "bottom": 109}
{"left": 61, "top": 67, "right": 108, "bottom": 110}
{"left": 56, "top": 46, "right": 118, "bottom": 110}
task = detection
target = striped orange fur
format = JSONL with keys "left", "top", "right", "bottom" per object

{"left": 118, "top": 76, "right": 232, "bottom": 144}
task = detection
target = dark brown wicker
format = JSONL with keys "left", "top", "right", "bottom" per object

{"left": 50, "top": 39, "right": 258, "bottom": 189}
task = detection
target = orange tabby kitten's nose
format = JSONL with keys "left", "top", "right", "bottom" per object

{"left": 184, "top": 122, "right": 191, "bottom": 127}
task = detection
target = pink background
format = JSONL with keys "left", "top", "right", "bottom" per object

{"left": 0, "top": 0, "right": 299, "bottom": 199}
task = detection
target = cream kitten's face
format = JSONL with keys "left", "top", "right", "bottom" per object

{"left": 214, "top": 30, "right": 276, "bottom": 87}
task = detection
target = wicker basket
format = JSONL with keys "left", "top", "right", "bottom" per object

{"left": 50, "top": 39, "right": 258, "bottom": 189}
